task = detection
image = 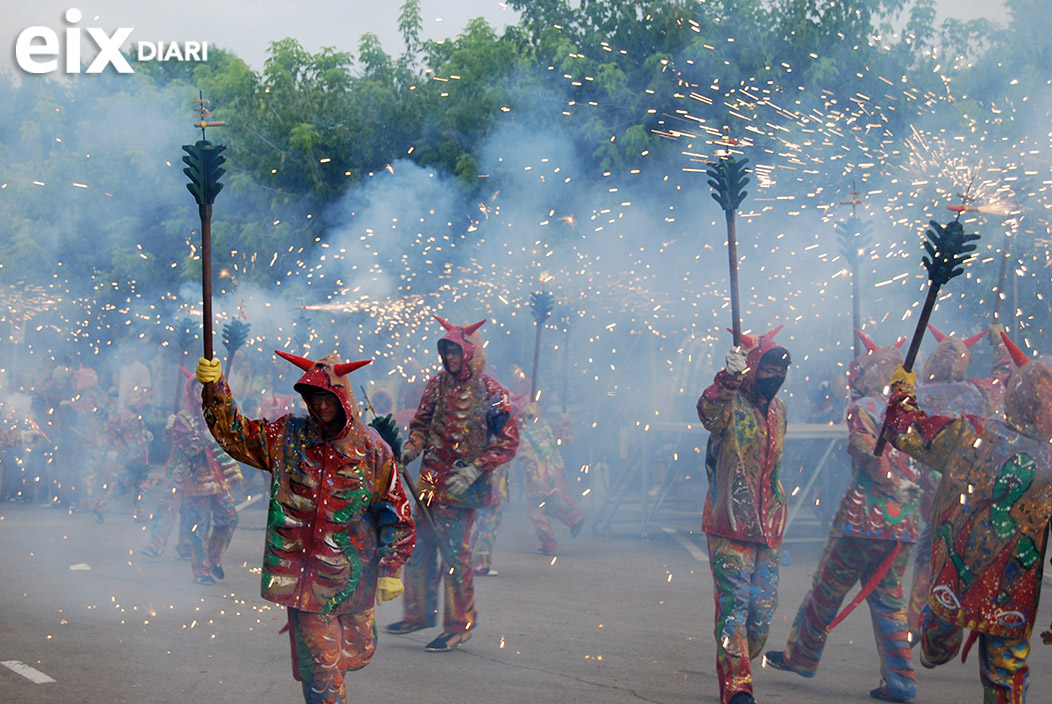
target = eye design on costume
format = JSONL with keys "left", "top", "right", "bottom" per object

{"left": 996, "top": 610, "right": 1026, "bottom": 628}
{"left": 932, "top": 585, "right": 961, "bottom": 610}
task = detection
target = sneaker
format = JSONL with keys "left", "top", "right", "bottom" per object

{"left": 764, "top": 651, "right": 815, "bottom": 678}
{"left": 385, "top": 620, "right": 431, "bottom": 635}
{"left": 474, "top": 567, "right": 499, "bottom": 577}
{"left": 570, "top": 517, "right": 585, "bottom": 538}
{"left": 138, "top": 546, "right": 161, "bottom": 558}
{"left": 425, "top": 631, "right": 471, "bottom": 652}
{"left": 211, "top": 564, "right": 225, "bottom": 580}
{"left": 194, "top": 575, "right": 216, "bottom": 585}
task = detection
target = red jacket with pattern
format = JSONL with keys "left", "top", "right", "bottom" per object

{"left": 203, "top": 353, "right": 415, "bottom": 614}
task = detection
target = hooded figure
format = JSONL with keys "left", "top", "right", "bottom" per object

{"left": 197, "top": 350, "right": 415, "bottom": 704}
{"left": 696, "top": 326, "right": 791, "bottom": 704}
{"left": 883, "top": 332, "right": 1052, "bottom": 704}
{"left": 767, "top": 329, "right": 921, "bottom": 702}
{"left": 387, "top": 316, "right": 519, "bottom": 653}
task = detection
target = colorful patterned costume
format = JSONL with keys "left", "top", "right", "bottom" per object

{"left": 470, "top": 461, "right": 509, "bottom": 574}
{"left": 907, "top": 326, "right": 1009, "bottom": 636}
{"left": 92, "top": 391, "right": 152, "bottom": 520}
{"left": 697, "top": 327, "right": 789, "bottom": 704}
{"left": 884, "top": 335, "right": 1052, "bottom": 704}
{"left": 517, "top": 401, "right": 582, "bottom": 555}
{"left": 203, "top": 351, "right": 415, "bottom": 704}
{"left": 770, "top": 332, "right": 920, "bottom": 701}
{"left": 398, "top": 317, "right": 519, "bottom": 638}
{"left": 68, "top": 367, "right": 112, "bottom": 515}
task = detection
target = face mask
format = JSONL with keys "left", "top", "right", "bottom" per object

{"left": 756, "top": 375, "right": 785, "bottom": 399}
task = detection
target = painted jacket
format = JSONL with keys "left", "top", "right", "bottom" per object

{"left": 697, "top": 338, "right": 789, "bottom": 548}
{"left": 517, "top": 407, "right": 573, "bottom": 498}
{"left": 885, "top": 393, "right": 1052, "bottom": 638}
{"left": 168, "top": 407, "right": 238, "bottom": 497}
{"left": 831, "top": 394, "right": 921, "bottom": 542}
{"left": 402, "top": 321, "right": 519, "bottom": 508}
{"left": 203, "top": 354, "right": 415, "bottom": 615}
{"left": 108, "top": 406, "right": 150, "bottom": 467}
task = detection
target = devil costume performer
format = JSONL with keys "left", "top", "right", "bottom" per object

{"left": 906, "top": 325, "right": 1010, "bottom": 638}
{"left": 883, "top": 333, "right": 1052, "bottom": 704}
{"left": 199, "top": 351, "right": 415, "bottom": 704}
{"left": 696, "top": 326, "right": 790, "bottom": 704}
{"left": 387, "top": 317, "right": 519, "bottom": 652}
{"left": 767, "top": 330, "right": 920, "bottom": 702}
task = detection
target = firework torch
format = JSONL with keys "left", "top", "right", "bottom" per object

{"left": 873, "top": 216, "right": 979, "bottom": 455}
{"left": 836, "top": 186, "right": 873, "bottom": 358}
{"left": 706, "top": 154, "right": 749, "bottom": 346}
{"left": 529, "top": 278, "right": 555, "bottom": 402}
{"left": 182, "top": 93, "right": 226, "bottom": 403}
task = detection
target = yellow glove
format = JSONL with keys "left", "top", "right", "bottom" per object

{"left": 196, "top": 357, "right": 222, "bottom": 384}
{"left": 376, "top": 576, "right": 404, "bottom": 605}
{"left": 889, "top": 365, "right": 916, "bottom": 396}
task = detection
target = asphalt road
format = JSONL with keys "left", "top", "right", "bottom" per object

{"left": 2, "top": 484, "right": 1050, "bottom": 704}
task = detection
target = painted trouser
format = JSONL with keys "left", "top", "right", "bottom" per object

{"left": 471, "top": 464, "right": 509, "bottom": 572}
{"left": 402, "top": 502, "right": 476, "bottom": 633}
{"left": 920, "top": 608, "right": 1030, "bottom": 704}
{"left": 527, "top": 488, "right": 582, "bottom": 554}
{"left": 184, "top": 489, "right": 238, "bottom": 578}
{"left": 145, "top": 481, "right": 192, "bottom": 557}
{"left": 471, "top": 501, "right": 503, "bottom": 572}
{"left": 907, "top": 522, "right": 932, "bottom": 636}
{"left": 706, "top": 534, "right": 779, "bottom": 704}
{"left": 90, "top": 460, "right": 150, "bottom": 516}
{"left": 782, "top": 535, "right": 916, "bottom": 700}
{"left": 288, "top": 607, "right": 375, "bottom": 704}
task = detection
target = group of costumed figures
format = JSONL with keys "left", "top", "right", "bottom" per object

{"left": 698, "top": 321, "right": 1052, "bottom": 704}
{"left": 179, "top": 315, "right": 585, "bottom": 704}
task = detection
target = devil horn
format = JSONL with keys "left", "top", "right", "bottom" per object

{"left": 894, "top": 337, "right": 906, "bottom": 349}
{"left": 999, "top": 332, "right": 1030, "bottom": 368}
{"left": 333, "top": 360, "right": 372, "bottom": 376}
{"left": 962, "top": 330, "right": 986, "bottom": 349}
{"left": 728, "top": 327, "right": 755, "bottom": 349}
{"left": 463, "top": 319, "right": 487, "bottom": 336}
{"left": 275, "top": 350, "right": 315, "bottom": 372}
{"left": 763, "top": 324, "right": 784, "bottom": 341}
{"left": 178, "top": 365, "right": 194, "bottom": 380}
{"left": 854, "top": 328, "right": 878, "bottom": 353}
{"left": 926, "top": 324, "right": 947, "bottom": 343}
{"left": 433, "top": 315, "right": 455, "bottom": 331}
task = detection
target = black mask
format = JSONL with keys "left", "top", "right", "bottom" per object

{"left": 756, "top": 375, "right": 785, "bottom": 399}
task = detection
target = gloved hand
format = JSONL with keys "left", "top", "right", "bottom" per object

{"left": 196, "top": 357, "right": 222, "bottom": 384}
{"left": 400, "top": 450, "right": 416, "bottom": 467}
{"left": 165, "top": 414, "right": 177, "bottom": 431}
{"left": 892, "top": 478, "right": 921, "bottom": 506}
{"left": 987, "top": 322, "right": 1005, "bottom": 345}
{"left": 376, "top": 576, "right": 404, "bottom": 605}
{"left": 725, "top": 346, "right": 748, "bottom": 376}
{"left": 144, "top": 430, "right": 154, "bottom": 443}
{"left": 1041, "top": 627, "right": 1052, "bottom": 646}
{"left": 448, "top": 460, "right": 482, "bottom": 494}
{"left": 888, "top": 365, "right": 916, "bottom": 396}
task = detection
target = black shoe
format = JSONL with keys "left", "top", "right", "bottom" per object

{"left": 425, "top": 631, "right": 471, "bottom": 652}
{"left": 194, "top": 575, "right": 216, "bottom": 585}
{"left": 728, "top": 693, "right": 756, "bottom": 704}
{"left": 764, "top": 651, "right": 815, "bottom": 678}
{"left": 571, "top": 517, "right": 585, "bottom": 538}
{"left": 211, "top": 564, "right": 225, "bottom": 580}
{"left": 385, "top": 620, "right": 430, "bottom": 635}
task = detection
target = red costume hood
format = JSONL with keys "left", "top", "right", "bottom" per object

{"left": 434, "top": 316, "right": 487, "bottom": 382}
{"left": 275, "top": 350, "right": 371, "bottom": 439}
